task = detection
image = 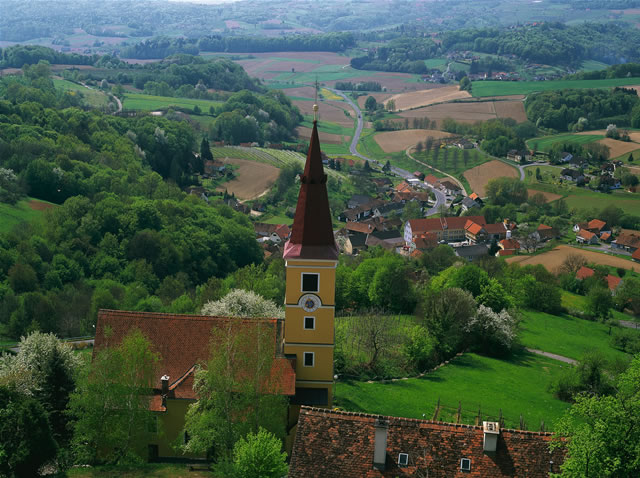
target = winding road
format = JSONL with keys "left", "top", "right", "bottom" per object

{"left": 329, "top": 88, "right": 446, "bottom": 216}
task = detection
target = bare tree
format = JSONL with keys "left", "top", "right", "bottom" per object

{"left": 557, "top": 253, "right": 588, "bottom": 276}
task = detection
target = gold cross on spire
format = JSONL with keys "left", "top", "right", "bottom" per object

{"left": 313, "top": 78, "right": 319, "bottom": 122}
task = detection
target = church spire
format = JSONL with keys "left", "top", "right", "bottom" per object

{"left": 283, "top": 121, "right": 338, "bottom": 260}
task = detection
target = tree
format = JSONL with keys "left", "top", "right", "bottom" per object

{"left": 182, "top": 321, "right": 288, "bottom": 461}
{"left": 402, "top": 200, "right": 423, "bottom": 222}
{"left": 486, "top": 177, "right": 528, "bottom": 206}
{"left": 232, "top": 427, "right": 288, "bottom": 478}
{"left": 0, "top": 332, "right": 80, "bottom": 444}
{"left": 586, "top": 287, "right": 612, "bottom": 321}
{"left": 551, "top": 355, "right": 640, "bottom": 477}
{"left": 465, "top": 305, "right": 517, "bottom": 356}
{"left": 382, "top": 160, "right": 391, "bottom": 172}
{"left": 200, "top": 137, "right": 214, "bottom": 164}
{"left": 201, "top": 289, "right": 284, "bottom": 319}
{"left": 385, "top": 99, "right": 396, "bottom": 112}
{"left": 365, "top": 95, "right": 377, "bottom": 112}
{"left": 69, "top": 329, "right": 160, "bottom": 464}
{"left": 0, "top": 386, "right": 58, "bottom": 478}
{"left": 557, "top": 253, "right": 588, "bottom": 276}
{"left": 615, "top": 276, "right": 640, "bottom": 317}
{"left": 477, "top": 278, "right": 512, "bottom": 313}
{"left": 415, "top": 141, "right": 423, "bottom": 154}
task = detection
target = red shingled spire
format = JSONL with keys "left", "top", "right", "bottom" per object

{"left": 283, "top": 121, "right": 338, "bottom": 260}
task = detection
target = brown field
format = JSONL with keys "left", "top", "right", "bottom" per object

{"left": 398, "top": 100, "right": 526, "bottom": 126}
{"left": 28, "top": 199, "right": 56, "bottom": 211}
{"left": 329, "top": 73, "right": 427, "bottom": 93}
{"left": 493, "top": 100, "right": 528, "bottom": 123}
{"left": 384, "top": 86, "right": 471, "bottom": 111}
{"left": 527, "top": 189, "right": 563, "bottom": 203}
{"left": 357, "top": 93, "right": 392, "bottom": 109}
{"left": 296, "top": 126, "right": 345, "bottom": 145}
{"left": 464, "top": 160, "right": 519, "bottom": 197}
{"left": 374, "top": 129, "right": 454, "bottom": 153}
{"left": 506, "top": 245, "right": 639, "bottom": 273}
{"left": 597, "top": 138, "right": 640, "bottom": 158}
{"left": 293, "top": 100, "right": 355, "bottom": 128}
{"left": 216, "top": 158, "right": 280, "bottom": 200}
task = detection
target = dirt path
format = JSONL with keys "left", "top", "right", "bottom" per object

{"left": 525, "top": 348, "right": 577, "bottom": 365}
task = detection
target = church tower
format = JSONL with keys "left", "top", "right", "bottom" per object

{"left": 283, "top": 108, "right": 338, "bottom": 418}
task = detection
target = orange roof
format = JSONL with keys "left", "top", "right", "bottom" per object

{"left": 395, "top": 181, "right": 413, "bottom": 192}
{"left": 346, "top": 222, "right": 375, "bottom": 234}
{"left": 424, "top": 174, "right": 439, "bottom": 186}
{"left": 587, "top": 219, "right": 607, "bottom": 231}
{"left": 408, "top": 216, "right": 486, "bottom": 235}
{"left": 469, "top": 192, "right": 479, "bottom": 201}
{"left": 95, "top": 310, "right": 296, "bottom": 408}
{"left": 410, "top": 249, "right": 424, "bottom": 258}
{"left": 275, "top": 224, "right": 291, "bottom": 239}
{"left": 465, "top": 220, "right": 484, "bottom": 236}
{"left": 606, "top": 275, "right": 622, "bottom": 291}
{"left": 485, "top": 223, "right": 508, "bottom": 234}
{"left": 576, "top": 266, "right": 595, "bottom": 280}
{"left": 537, "top": 224, "right": 552, "bottom": 230}
{"left": 497, "top": 250, "right": 514, "bottom": 256}
{"left": 578, "top": 229, "right": 596, "bottom": 240}
{"left": 600, "top": 232, "right": 611, "bottom": 241}
{"left": 414, "top": 232, "right": 438, "bottom": 250}
{"left": 633, "top": 248, "right": 640, "bottom": 261}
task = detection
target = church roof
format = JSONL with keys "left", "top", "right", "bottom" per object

{"left": 284, "top": 121, "right": 338, "bottom": 260}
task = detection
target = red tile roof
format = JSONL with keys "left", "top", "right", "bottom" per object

{"left": 600, "top": 232, "right": 611, "bottom": 242}
{"left": 587, "top": 219, "right": 607, "bottom": 231}
{"left": 274, "top": 224, "right": 291, "bottom": 240}
{"left": 346, "top": 222, "right": 375, "bottom": 234}
{"left": 94, "top": 310, "right": 296, "bottom": 408}
{"left": 537, "top": 224, "right": 552, "bottom": 230}
{"left": 409, "top": 216, "right": 486, "bottom": 235}
{"left": 289, "top": 407, "right": 564, "bottom": 478}
{"left": 576, "top": 266, "right": 595, "bottom": 280}
{"left": 499, "top": 239, "right": 520, "bottom": 250}
{"left": 469, "top": 192, "right": 479, "bottom": 201}
{"left": 484, "top": 223, "right": 508, "bottom": 235}
{"left": 606, "top": 274, "right": 622, "bottom": 291}
{"left": 284, "top": 121, "right": 338, "bottom": 260}
{"left": 633, "top": 248, "right": 640, "bottom": 261}
{"left": 424, "top": 174, "right": 439, "bottom": 186}
{"left": 497, "top": 249, "right": 514, "bottom": 256}
{"left": 465, "top": 220, "right": 484, "bottom": 236}
{"left": 414, "top": 232, "right": 438, "bottom": 250}
{"left": 614, "top": 231, "right": 640, "bottom": 249}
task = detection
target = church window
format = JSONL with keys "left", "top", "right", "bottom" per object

{"left": 301, "top": 273, "right": 319, "bottom": 292}
{"left": 303, "top": 352, "right": 315, "bottom": 367}
{"left": 304, "top": 316, "right": 315, "bottom": 330}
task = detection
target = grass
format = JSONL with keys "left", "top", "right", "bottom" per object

{"left": 580, "top": 60, "right": 610, "bottom": 72}
{"left": 0, "top": 197, "right": 54, "bottom": 234}
{"left": 66, "top": 464, "right": 211, "bottom": 477}
{"left": 122, "top": 93, "right": 222, "bottom": 112}
{"left": 561, "top": 290, "right": 638, "bottom": 324}
{"left": 522, "top": 165, "right": 565, "bottom": 185}
{"left": 53, "top": 79, "right": 110, "bottom": 108}
{"left": 527, "top": 133, "right": 604, "bottom": 152}
{"left": 519, "top": 309, "right": 638, "bottom": 363}
{"left": 335, "top": 351, "right": 570, "bottom": 431}
{"left": 471, "top": 77, "right": 640, "bottom": 97}
{"left": 300, "top": 118, "right": 354, "bottom": 137}
{"left": 563, "top": 188, "right": 640, "bottom": 216}
{"left": 261, "top": 215, "right": 293, "bottom": 225}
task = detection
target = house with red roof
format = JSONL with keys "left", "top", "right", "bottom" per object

{"left": 573, "top": 219, "right": 610, "bottom": 237}
{"left": 93, "top": 310, "right": 296, "bottom": 460}
{"left": 633, "top": 248, "right": 640, "bottom": 262}
{"left": 575, "top": 267, "right": 623, "bottom": 293}
{"left": 497, "top": 238, "right": 520, "bottom": 257}
{"left": 289, "top": 407, "right": 564, "bottom": 477}
{"left": 404, "top": 216, "right": 486, "bottom": 246}
{"left": 611, "top": 229, "right": 640, "bottom": 253}
{"left": 576, "top": 266, "right": 595, "bottom": 280}
{"left": 535, "top": 224, "right": 558, "bottom": 242}
{"left": 576, "top": 229, "right": 599, "bottom": 245}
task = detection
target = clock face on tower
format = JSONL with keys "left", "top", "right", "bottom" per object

{"left": 299, "top": 293, "right": 321, "bottom": 312}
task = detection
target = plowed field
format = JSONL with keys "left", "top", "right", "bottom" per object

{"left": 506, "top": 245, "right": 638, "bottom": 273}
{"left": 216, "top": 158, "right": 280, "bottom": 200}
{"left": 463, "top": 160, "right": 519, "bottom": 197}
{"left": 384, "top": 86, "right": 471, "bottom": 111}
{"left": 374, "top": 129, "right": 454, "bottom": 153}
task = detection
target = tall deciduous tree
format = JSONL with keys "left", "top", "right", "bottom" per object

{"left": 69, "top": 329, "right": 159, "bottom": 464}
{"left": 182, "top": 321, "right": 288, "bottom": 461}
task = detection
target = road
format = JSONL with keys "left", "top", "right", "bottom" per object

{"left": 329, "top": 88, "right": 445, "bottom": 216}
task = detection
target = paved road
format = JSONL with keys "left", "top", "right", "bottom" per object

{"left": 525, "top": 347, "right": 577, "bottom": 365}
{"left": 329, "top": 88, "right": 445, "bottom": 216}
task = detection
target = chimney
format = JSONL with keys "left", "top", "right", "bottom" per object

{"left": 373, "top": 418, "right": 389, "bottom": 470}
{"left": 483, "top": 421, "right": 500, "bottom": 453}
{"left": 161, "top": 375, "right": 170, "bottom": 407}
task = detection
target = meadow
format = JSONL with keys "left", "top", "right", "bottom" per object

{"left": 335, "top": 351, "right": 570, "bottom": 431}
{"left": 471, "top": 77, "right": 640, "bottom": 97}
{"left": 527, "top": 133, "right": 604, "bottom": 152}
{"left": 52, "top": 78, "right": 109, "bottom": 108}
{"left": 0, "top": 198, "right": 54, "bottom": 234}
{"left": 122, "top": 93, "right": 222, "bottom": 112}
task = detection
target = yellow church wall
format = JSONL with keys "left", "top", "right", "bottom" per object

{"left": 284, "top": 307, "right": 334, "bottom": 343}
{"left": 149, "top": 399, "right": 203, "bottom": 459}
{"left": 284, "top": 263, "right": 336, "bottom": 306}
{"left": 283, "top": 344, "right": 334, "bottom": 382}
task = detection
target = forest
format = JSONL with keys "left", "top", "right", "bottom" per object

{"left": 525, "top": 87, "right": 640, "bottom": 131}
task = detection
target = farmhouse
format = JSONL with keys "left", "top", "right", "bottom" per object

{"left": 461, "top": 196, "right": 480, "bottom": 211}
{"left": 423, "top": 174, "right": 440, "bottom": 188}
{"left": 404, "top": 216, "right": 486, "bottom": 246}
{"left": 633, "top": 248, "right": 640, "bottom": 262}
{"left": 559, "top": 152, "right": 573, "bottom": 163}
{"left": 439, "top": 180, "right": 462, "bottom": 195}
{"left": 289, "top": 407, "right": 564, "bottom": 478}
{"left": 576, "top": 229, "right": 599, "bottom": 245}
{"left": 506, "top": 149, "right": 531, "bottom": 163}
{"left": 497, "top": 238, "right": 521, "bottom": 256}
{"left": 464, "top": 219, "right": 515, "bottom": 244}
{"left": 454, "top": 244, "right": 489, "bottom": 262}
{"left": 573, "top": 219, "right": 610, "bottom": 237}
{"left": 535, "top": 224, "right": 558, "bottom": 242}
{"left": 611, "top": 230, "right": 640, "bottom": 253}
{"left": 561, "top": 168, "right": 585, "bottom": 183}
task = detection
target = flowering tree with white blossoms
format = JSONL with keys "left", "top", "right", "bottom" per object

{"left": 201, "top": 289, "right": 284, "bottom": 319}
{"left": 465, "top": 305, "right": 517, "bottom": 356}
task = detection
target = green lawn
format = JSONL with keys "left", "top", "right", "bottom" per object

{"left": 300, "top": 118, "right": 354, "bottom": 137}
{"left": 122, "top": 93, "right": 222, "bottom": 112}
{"left": 522, "top": 165, "right": 565, "bottom": 185}
{"left": 335, "top": 351, "right": 570, "bottom": 431}
{"left": 527, "top": 133, "right": 604, "bottom": 152}
{"left": 472, "top": 77, "right": 640, "bottom": 97}
{"left": 0, "top": 197, "right": 54, "bottom": 234}
{"left": 561, "top": 290, "right": 638, "bottom": 324}
{"left": 53, "top": 79, "right": 109, "bottom": 108}
{"left": 520, "top": 309, "right": 638, "bottom": 363}
{"left": 563, "top": 188, "right": 640, "bottom": 216}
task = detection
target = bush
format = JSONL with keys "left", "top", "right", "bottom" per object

{"left": 402, "top": 325, "right": 437, "bottom": 372}
{"left": 611, "top": 329, "right": 640, "bottom": 354}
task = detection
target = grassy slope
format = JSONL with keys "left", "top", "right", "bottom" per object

{"left": 122, "top": 93, "right": 222, "bottom": 111}
{"left": 53, "top": 79, "right": 109, "bottom": 108}
{"left": 471, "top": 77, "right": 640, "bottom": 97}
{"left": 527, "top": 133, "right": 604, "bottom": 152}
{"left": 0, "top": 198, "right": 53, "bottom": 234}
{"left": 520, "top": 309, "right": 638, "bottom": 363}
{"left": 335, "top": 351, "right": 570, "bottom": 430}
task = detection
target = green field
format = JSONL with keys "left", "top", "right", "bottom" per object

{"left": 527, "top": 133, "right": 604, "bottom": 152}
{"left": 0, "top": 198, "right": 54, "bottom": 234}
{"left": 300, "top": 118, "right": 354, "bottom": 137}
{"left": 579, "top": 60, "right": 610, "bottom": 72}
{"left": 335, "top": 351, "right": 570, "bottom": 431}
{"left": 564, "top": 188, "right": 640, "bottom": 216}
{"left": 522, "top": 165, "right": 565, "bottom": 184}
{"left": 520, "top": 309, "right": 638, "bottom": 363}
{"left": 472, "top": 77, "right": 640, "bottom": 97}
{"left": 122, "top": 93, "right": 222, "bottom": 112}
{"left": 561, "top": 291, "right": 638, "bottom": 324}
{"left": 53, "top": 79, "right": 109, "bottom": 108}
